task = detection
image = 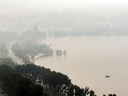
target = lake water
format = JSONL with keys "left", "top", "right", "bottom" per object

{"left": 35, "top": 36, "right": 128, "bottom": 96}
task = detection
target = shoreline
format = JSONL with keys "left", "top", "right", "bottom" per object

{"left": 34, "top": 53, "right": 47, "bottom": 59}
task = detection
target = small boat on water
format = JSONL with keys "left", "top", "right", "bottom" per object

{"left": 105, "top": 75, "right": 110, "bottom": 78}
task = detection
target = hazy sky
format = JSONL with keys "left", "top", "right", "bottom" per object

{"left": 0, "top": 0, "right": 128, "bottom": 16}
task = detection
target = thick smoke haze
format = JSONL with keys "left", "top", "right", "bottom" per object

{"left": 0, "top": 0, "right": 128, "bottom": 16}
{"left": 0, "top": 0, "right": 128, "bottom": 33}
{"left": 0, "top": 1, "right": 128, "bottom": 96}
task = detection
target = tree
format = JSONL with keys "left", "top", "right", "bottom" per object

{"left": 30, "top": 84, "right": 43, "bottom": 96}
{"left": 84, "top": 87, "right": 90, "bottom": 96}
{"left": 0, "top": 58, "right": 16, "bottom": 68}
{"left": 34, "top": 24, "right": 39, "bottom": 32}
{"left": 0, "top": 65, "right": 47, "bottom": 96}
{"left": 108, "top": 94, "right": 117, "bottom": 96}
{"left": 89, "top": 90, "right": 96, "bottom": 96}
{"left": 17, "top": 78, "right": 31, "bottom": 96}
{"left": 113, "top": 94, "right": 117, "bottom": 96}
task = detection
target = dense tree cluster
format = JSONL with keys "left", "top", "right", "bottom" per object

{"left": 15, "top": 64, "right": 71, "bottom": 96}
{"left": 0, "top": 65, "right": 48, "bottom": 96}
{"left": 68, "top": 85, "right": 96, "bottom": 96}
{"left": 10, "top": 25, "right": 53, "bottom": 64}
{"left": 0, "top": 57, "right": 16, "bottom": 69}
{"left": 103, "top": 94, "right": 117, "bottom": 96}
{"left": 11, "top": 44, "right": 25, "bottom": 58}
{"left": 11, "top": 41, "right": 53, "bottom": 63}
{"left": 17, "top": 25, "right": 46, "bottom": 44}
{"left": 20, "top": 40, "right": 53, "bottom": 55}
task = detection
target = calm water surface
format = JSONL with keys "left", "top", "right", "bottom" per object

{"left": 35, "top": 36, "right": 128, "bottom": 96}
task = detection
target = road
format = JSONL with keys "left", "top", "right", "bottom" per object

{"left": 7, "top": 41, "right": 24, "bottom": 65}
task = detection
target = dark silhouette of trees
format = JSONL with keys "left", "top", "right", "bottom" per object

{"left": 0, "top": 65, "right": 48, "bottom": 96}
{"left": 15, "top": 64, "right": 71, "bottom": 96}
{"left": 108, "top": 94, "right": 117, "bottom": 96}
{"left": 103, "top": 94, "right": 117, "bottom": 96}
{"left": 68, "top": 84, "right": 96, "bottom": 96}
{"left": 89, "top": 90, "right": 96, "bottom": 96}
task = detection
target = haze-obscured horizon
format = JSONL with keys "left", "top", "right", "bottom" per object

{"left": 1, "top": 0, "right": 128, "bottom": 34}
{"left": 0, "top": 0, "right": 128, "bottom": 15}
